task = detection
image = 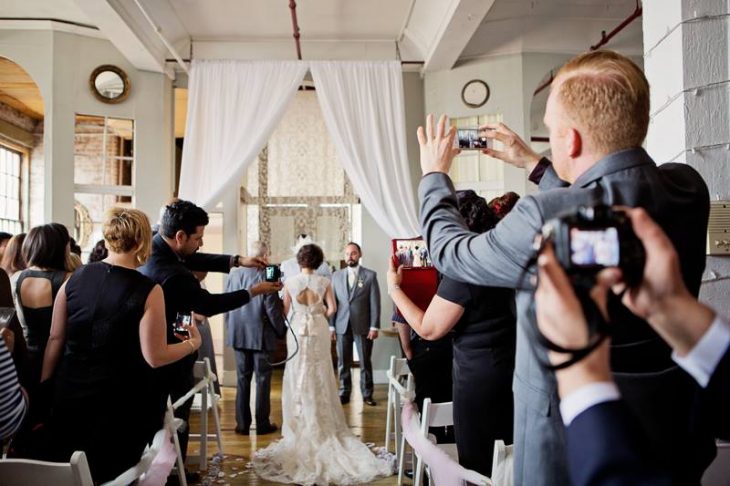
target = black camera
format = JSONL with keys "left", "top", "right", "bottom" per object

{"left": 541, "top": 205, "right": 645, "bottom": 288}
{"left": 265, "top": 264, "right": 281, "bottom": 282}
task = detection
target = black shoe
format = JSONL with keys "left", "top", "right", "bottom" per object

{"left": 404, "top": 469, "right": 414, "bottom": 479}
{"left": 340, "top": 395, "right": 350, "bottom": 405}
{"left": 364, "top": 397, "right": 377, "bottom": 406}
{"left": 234, "top": 425, "right": 250, "bottom": 435}
{"left": 256, "top": 423, "right": 278, "bottom": 435}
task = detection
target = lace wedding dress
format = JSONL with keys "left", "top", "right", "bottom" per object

{"left": 252, "top": 273, "right": 391, "bottom": 485}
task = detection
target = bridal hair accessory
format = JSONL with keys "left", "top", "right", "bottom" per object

{"left": 291, "top": 234, "right": 321, "bottom": 254}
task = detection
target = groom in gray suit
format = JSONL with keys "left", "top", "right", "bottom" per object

{"left": 418, "top": 50, "right": 712, "bottom": 485}
{"left": 225, "top": 241, "right": 286, "bottom": 435}
{"left": 330, "top": 242, "right": 381, "bottom": 406}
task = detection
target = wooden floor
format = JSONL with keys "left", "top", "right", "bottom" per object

{"left": 187, "top": 368, "right": 400, "bottom": 485}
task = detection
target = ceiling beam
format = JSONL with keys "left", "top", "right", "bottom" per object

{"left": 422, "top": 0, "right": 496, "bottom": 71}
{"left": 72, "top": 0, "right": 166, "bottom": 73}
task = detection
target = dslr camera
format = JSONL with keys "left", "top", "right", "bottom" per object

{"left": 265, "top": 264, "right": 281, "bottom": 282}
{"left": 541, "top": 205, "right": 645, "bottom": 288}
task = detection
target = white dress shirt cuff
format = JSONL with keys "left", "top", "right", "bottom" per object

{"left": 560, "top": 382, "right": 621, "bottom": 426}
{"left": 369, "top": 327, "right": 378, "bottom": 331}
{"left": 329, "top": 327, "right": 335, "bottom": 331}
{"left": 672, "top": 315, "right": 730, "bottom": 388}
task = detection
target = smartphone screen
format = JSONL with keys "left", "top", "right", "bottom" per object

{"left": 455, "top": 128, "right": 491, "bottom": 150}
{"left": 174, "top": 312, "right": 192, "bottom": 336}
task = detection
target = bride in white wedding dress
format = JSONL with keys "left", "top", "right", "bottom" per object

{"left": 253, "top": 244, "right": 391, "bottom": 485}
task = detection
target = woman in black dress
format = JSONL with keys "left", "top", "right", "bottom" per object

{"left": 388, "top": 190, "right": 519, "bottom": 476}
{"left": 40, "top": 208, "right": 203, "bottom": 482}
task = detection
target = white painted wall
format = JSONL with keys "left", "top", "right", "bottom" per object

{"left": 0, "top": 27, "right": 174, "bottom": 227}
{"left": 642, "top": 0, "right": 730, "bottom": 316}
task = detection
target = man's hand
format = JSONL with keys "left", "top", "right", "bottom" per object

{"left": 250, "top": 281, "right": 283, "bottom": 297}
{"left": 480, "top": 122, "right": 541, "bottom": 172}
{"left": 0, "top": 328, "right": 14, "bottom": 354}
{"left": 330, "top": 330, "right": 336, "bottom": 342}
{"left": 417, "top": 114, "right": 460, "bottom": 175}
{"left": 238, "top": 256, "right": 267, "bottom": 269}
{"left": 367, "top": 329, "right": 379, "bottom": 340}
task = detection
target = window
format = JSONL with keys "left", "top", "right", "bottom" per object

{"left": 73, "top": 115, "right": 134, "bottom": 254}
{"left": 0, "top": 145, "right": 22, "bottom": 234}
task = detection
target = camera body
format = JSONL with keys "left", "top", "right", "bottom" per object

{"left": 455, "top": 128, "right": 491, "bottom": 150}
{"left": 542, "top": 205, "right": 645, "bottom": 287}
{"left": 265, "top": 264, "right": 281, "bottom": 282}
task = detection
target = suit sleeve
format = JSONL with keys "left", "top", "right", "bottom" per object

{"left": 185, "top": 252, "right": 232, "bottom": 274}
{"left": 704, "top": 345, "right": 730, "bottom": 438}
{"left": 369, "top": 272, "right": 381, "bottom": 329}
{"left": 566, "top": 401, "right": 671, "bottom": 486}
{"left": 167, "top": 274, "right": 250, "bottom": 317}
{"left": 264, "top": 291, "right": 286, "bottom": 337}
{"left": 328, "top": 276, "right": 337, "bottom": 329}
{"left": 419, "top": 172, "right": 543, "bottom": 289}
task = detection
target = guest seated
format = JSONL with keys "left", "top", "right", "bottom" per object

{"left": 37, "top": 208, "right": 203, "bottom": 482}
{"left": 534, "top": 208, "right": 729, "bottom": 485}
{"left": 0, "top": 328, "right": 27, "bottom": 440}
{"left": 388, "top": 190, "right": 518, "bottom": 476}
{"left": 16, "top": 224, "right": 71, "bottom": 385}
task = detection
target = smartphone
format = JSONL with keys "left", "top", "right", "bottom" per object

{"left": 454, "top": 128, "right": 491, "bottom": 150}
{"left": 174, "top": 312, "right": 192, "bottom": 337}
{"left": 265, "top": 264, "right": 281, "bottom": 282}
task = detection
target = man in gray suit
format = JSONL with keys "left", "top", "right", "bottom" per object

{"left": 417, "top": 50, "right": 712, "bottom": 485}
{"left": 225, "top": 241, "right": 285, "bottom": 435}
{"left": 329, "top": 242, "right": 381, "bottom": 406}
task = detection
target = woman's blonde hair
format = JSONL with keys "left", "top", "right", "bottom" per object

{"left": 103, "top": 207, "right": 152, "bottom": 265}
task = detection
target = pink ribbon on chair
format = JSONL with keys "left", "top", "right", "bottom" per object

{"left": 138, "top": 429, "right": 177, "bottom": 486}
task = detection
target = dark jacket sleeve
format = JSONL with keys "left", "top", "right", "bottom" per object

{"left": 185, "top": 252, "right": 232, "bottom": 274}
{"left": 704, "top": 344, "right": 730, "bottom": 438}
{"left": 566, "top": 400, "right": 671, "bottom": 486}
{"left": 369, "top": 271, "right": 381, "bottom": 329}
{"left": 167, "top": 274, "right": 250, "bottom": 317}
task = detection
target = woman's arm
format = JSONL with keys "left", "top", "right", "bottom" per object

{"left": 387, "top": 259, "right": 464, "bottom": 340}
{"left": 139, "top": 285, "right": 202, "bottom": 368}
{"left": 325, "top": 283, "right": 337, "bottom": 318}
{"left": 283, "top": 285, "right": 291, "bottom": 317}
{"left": 41, "top": 283, "right": 68, "bottom": 381}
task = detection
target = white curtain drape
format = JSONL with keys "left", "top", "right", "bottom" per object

{"left": 178, "top": 60, "right": 308, "bottom": 209}
{"left": 310, "top": 61, "right": 420, "bottom": 238}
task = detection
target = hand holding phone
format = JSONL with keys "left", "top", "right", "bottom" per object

{"left": 454, "top": 128, "right": 491, "bottom": 150}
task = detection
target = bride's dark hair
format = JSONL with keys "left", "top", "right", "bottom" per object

{"left": 297, "top": 244, "right": 324, "bottom": 270}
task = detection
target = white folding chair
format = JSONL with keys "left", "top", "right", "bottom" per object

{"left": 171, "top": 358, "right": 223, "bottom": 472}
{"left": 385, "top": 356, "right": 413, "bottom": 459}
{"left": 414, "top": 398, "right": 459, "bottom": 486}
{"left": 0, "top": 450, "right": 94, "bottom": 486}
{"left": 102, "top": 420, "right": 174, "bottom": 486}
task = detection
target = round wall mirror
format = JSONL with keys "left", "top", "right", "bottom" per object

{"left": 89, "top": 65, "right": 130, "bottom": 104}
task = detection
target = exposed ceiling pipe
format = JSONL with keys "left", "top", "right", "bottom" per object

{"left": 533, "top": 0, "right": 642, "bottom": 97}
{"left": 132, "top": 0, "right": 189, "bottom": 74}
{"left": 289, "top": 0, "right": 303, "bottom": 60}
{"left": 590, "top": 0, "right": 643, "bottom": 51}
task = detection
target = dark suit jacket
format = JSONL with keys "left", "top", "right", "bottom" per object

{"left": 225, "top": 267, "right": 285, "bottom": 351}
{"left": 419, "top": 148, "right": 711, "bottom": 484}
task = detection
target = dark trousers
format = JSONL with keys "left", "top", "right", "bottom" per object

{"left": 453, "top": 332, "right": 515, "bottom": 477}
{"left": 233, "top": 348, "right": 273, "bottom": 430}
{"left": 408, "top": 336, "right": 454, "bottom": 443}
{"left": 336, "top": 328, "right": 374, "bottom": 399}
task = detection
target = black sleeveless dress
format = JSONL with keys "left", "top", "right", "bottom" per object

{"left": 45, "top": 262, "right": 159, "bottom": 482}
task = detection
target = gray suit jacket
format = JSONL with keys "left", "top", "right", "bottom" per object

{"left": 224, "top": 267, "right": 285, "bottom": 351}
{"left": 420, "top": 148, "right": 710, "bottom": 485}
{"left": 329, "top": 266, "right": 381, "bottom": 335}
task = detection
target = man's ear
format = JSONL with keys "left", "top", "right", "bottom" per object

{"left": 567, "top": 128, "right": 582, "bottom": 158}
{"left": 175, "top": 230, "right": 187, "bottom": 245}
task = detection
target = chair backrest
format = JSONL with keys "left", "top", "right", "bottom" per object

{"left": 388, "top": 355, "right": 410, "bottom": 380}
{"left": 0, "top": 450, "right": 94, "bottom": 486}
{"left": 421, "top": 398, "right": 454, "bottom": 429}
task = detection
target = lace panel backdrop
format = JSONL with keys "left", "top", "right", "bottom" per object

{"left": 241, "top": 91, "right": 359, "bottom": 266}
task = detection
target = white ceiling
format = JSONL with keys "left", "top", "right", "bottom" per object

{"left": 0, "top": 0, "right": 644, "bottom": 73}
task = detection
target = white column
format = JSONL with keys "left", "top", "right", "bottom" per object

{"left": 221, "top": 188, "right": 240, "bottom": 387}
{"left": 643, "top": 0, "right": 730, "bottom": 311}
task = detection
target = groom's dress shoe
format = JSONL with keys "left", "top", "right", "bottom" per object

{"left": 256, "top": 423, "right": 278, "bottom": 435}
{"left": 340, "top": 396, "right": 350, "bottom": 405}
{"left": 364, "top": 397, "right": 377, "bottom": 406}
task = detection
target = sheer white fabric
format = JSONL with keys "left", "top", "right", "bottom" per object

{"left": 178, "top": 60, "right": 308, "bottom": 209}
{"left": 310, "top": 61, "right": 420, "bottom": 238}
{"left": 253, "top": 273, "right": 391, "bottom": 485}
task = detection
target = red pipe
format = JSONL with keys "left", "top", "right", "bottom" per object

{"left": 533, "top": 1, "right": 642, "bottom": 96}
{"left": 590, "top": 1, "right": 643, "bottom": 51}
{"left": 289, "top": 0, "right": 302, "bottom": 60}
